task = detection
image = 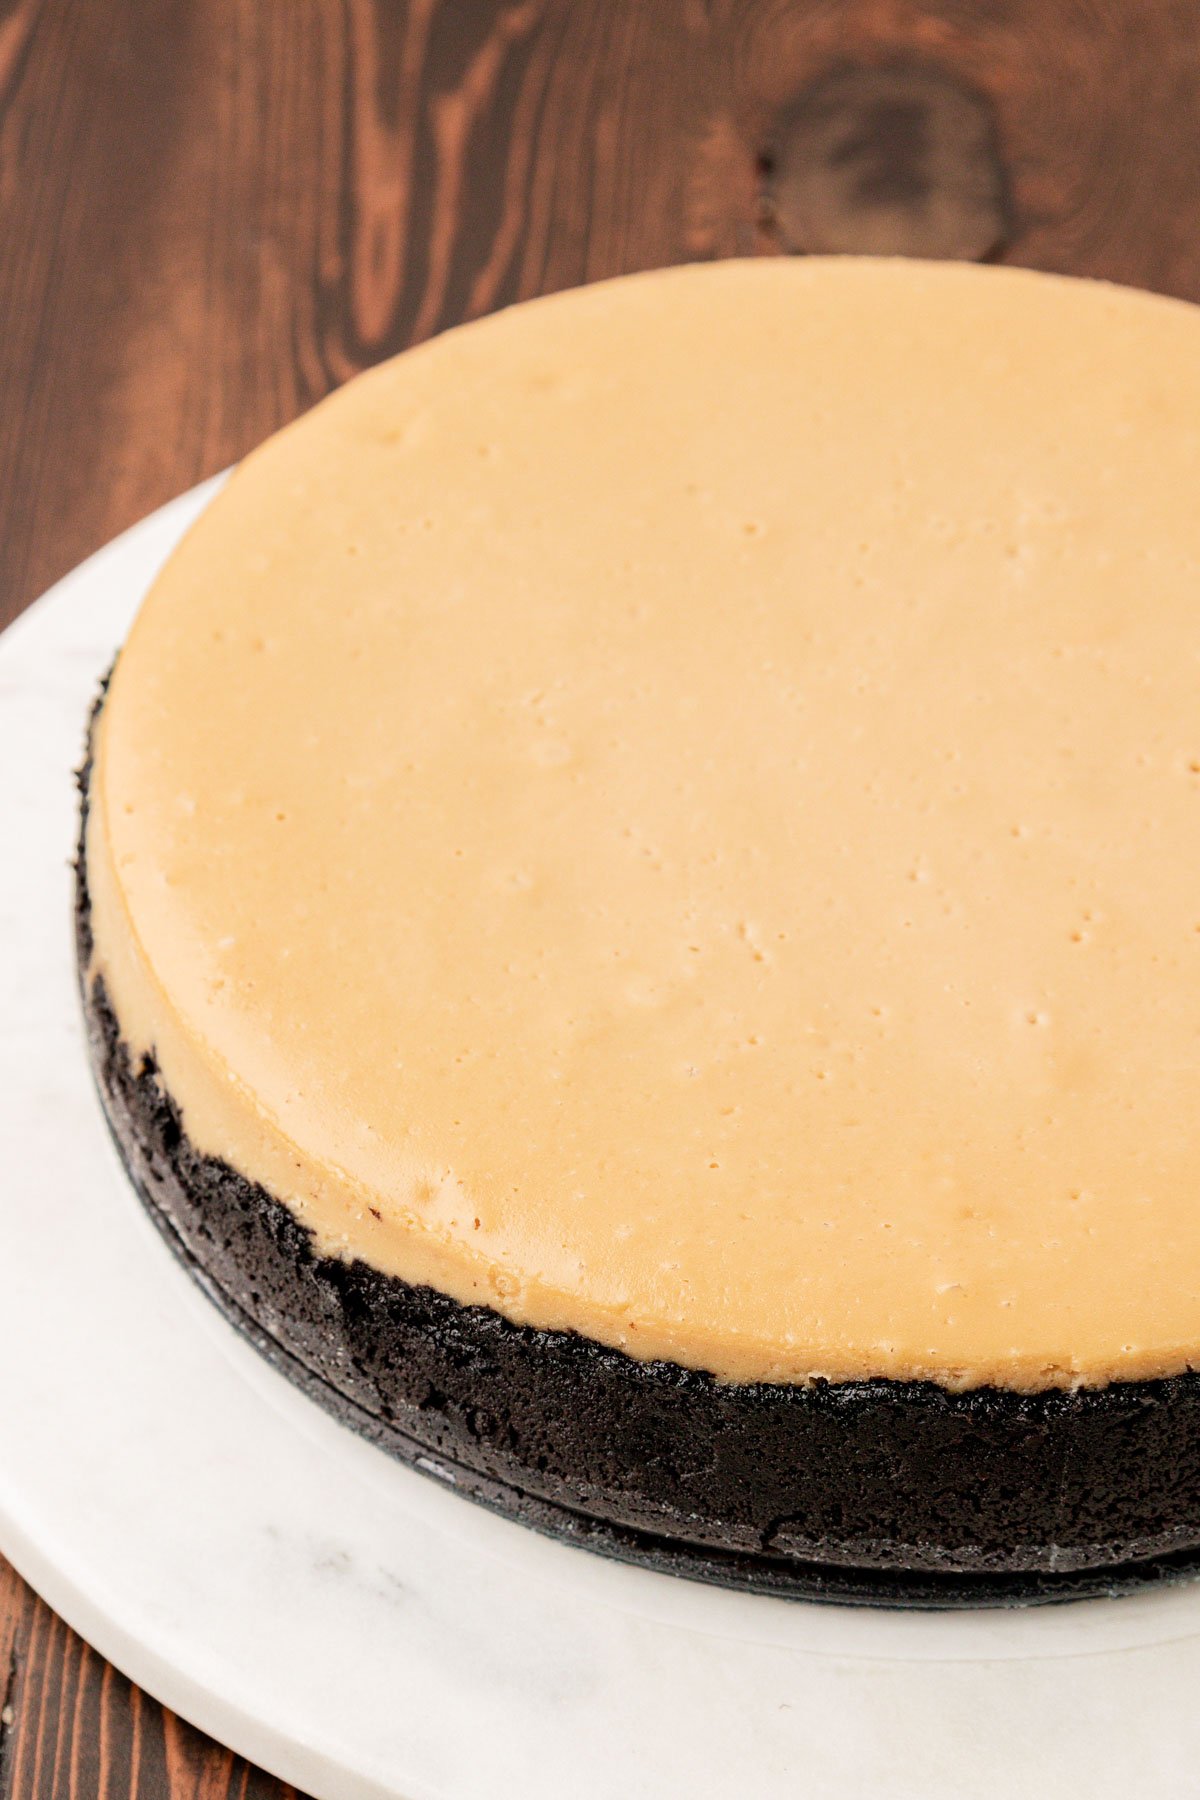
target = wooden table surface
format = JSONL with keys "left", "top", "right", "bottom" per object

{"left": 4, "top": 0, "right": 1200, "bottom": 1792}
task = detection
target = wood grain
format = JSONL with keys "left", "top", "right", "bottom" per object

{"left": 5, "top": 0, "right": 1200, "bottom": 635}
{"left": 4, "top": 0, "right": 1200, "bottom": 1792}
{"left": 0, "top": 1555, "right": 300, "bottom": 1797}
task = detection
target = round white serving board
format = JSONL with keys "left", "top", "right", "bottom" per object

{"left": 3, "top": 484, "right": 1200, "bottom": 1800}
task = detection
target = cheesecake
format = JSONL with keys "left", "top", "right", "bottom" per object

{"left": 78, "top": 257, "right": 1200, "bottom": 1603}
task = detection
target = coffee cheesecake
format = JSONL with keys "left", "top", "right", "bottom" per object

{"left": 78, "top": 257, "right": 1200, "bottom": 1603}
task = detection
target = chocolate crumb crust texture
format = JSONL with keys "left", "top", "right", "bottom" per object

{"left": 76, "top": 745, "right": 1200, "bottom": 1607}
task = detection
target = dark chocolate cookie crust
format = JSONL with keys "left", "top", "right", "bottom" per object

{"left": 76, "top": 740, "right": 1200, "bottom": 1607}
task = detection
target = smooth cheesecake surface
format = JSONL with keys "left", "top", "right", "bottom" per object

{"left": 87, "top": 256, "right": 1200, "bottom": 1390}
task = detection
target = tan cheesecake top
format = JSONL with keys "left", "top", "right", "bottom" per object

{"left": 88, "top": 257, "right": 1200, "bottom": 1391}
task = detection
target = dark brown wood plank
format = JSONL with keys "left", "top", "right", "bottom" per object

{"left": 7, "top": 0, "right": 1200, "bottom": 634}
{"left": 0, "top": 1554, "right": 303, "bottom": 1798}
{"left": 5, "top": 0, "right": 1200, "bottom": 1794}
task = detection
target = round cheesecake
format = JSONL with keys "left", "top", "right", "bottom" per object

{"left": 79, "top": 258, "right": 1200, "bottom": 1603}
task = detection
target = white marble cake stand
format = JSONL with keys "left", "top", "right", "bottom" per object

{"left": 4, "top": 484, "right": 1200, "bottom": 1800}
